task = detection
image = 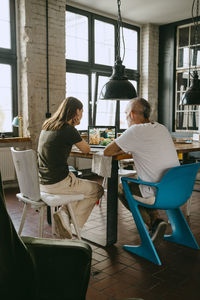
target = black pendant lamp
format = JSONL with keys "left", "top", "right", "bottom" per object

{"left": 99, "top": 0, "right": 137, "bottom": 100}
{"left": 181, "top": 0, "right": 200, "bottom": 105}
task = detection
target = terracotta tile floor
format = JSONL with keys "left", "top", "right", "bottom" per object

{"left": 3, "top": 180, "right": 200, "bottom": 300}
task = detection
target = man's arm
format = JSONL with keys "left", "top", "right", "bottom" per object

{"left": 104, "top": 141, "right": 125, "bottom": 156}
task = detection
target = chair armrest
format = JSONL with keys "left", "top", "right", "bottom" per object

{"left": 22, "top": 236, "right": 92, "bottom": 300}
{"left": 121, "top": 176, "right": 159, "bottom": 188}
{"left": 22, "top": 236, "right": 91, "bottom": 250}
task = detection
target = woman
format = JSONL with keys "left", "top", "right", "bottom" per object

{"left": 38, "top": 97, "right": 104, "bottom": 238}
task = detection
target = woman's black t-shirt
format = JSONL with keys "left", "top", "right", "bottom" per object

{"left": 38, "top": 124, "right": 82, "bottom": 185}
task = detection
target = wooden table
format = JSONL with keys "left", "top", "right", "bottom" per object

{"left": 0, "top": 137, "right": 32, "bottom": 148}
{"left": 71, "top": 141, "right": 200, "bottom": 247}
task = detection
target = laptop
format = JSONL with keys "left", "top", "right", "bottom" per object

{"left": 88, "top": 126, "right": 116, "bottom": 148}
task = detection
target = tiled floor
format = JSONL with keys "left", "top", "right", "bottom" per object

{"left": 3, "top": 179, "right": 200, "bottom": 300}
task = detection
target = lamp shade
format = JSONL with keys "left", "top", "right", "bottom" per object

{"left": 99, "top": 58, "right": 137, "bottom": 100}
{"left": 12, "top": 116, "right": 19, "bottom": 127}
{"left": 182, "top": 71, "right": 200, "bottom": 105}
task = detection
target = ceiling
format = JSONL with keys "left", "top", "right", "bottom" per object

{"left": 66, "top": 0, "right": 193, "bottom": 25}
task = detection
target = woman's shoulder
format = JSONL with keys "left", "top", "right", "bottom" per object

{"left": 61, "top": 124, "right": 81, "bottom": 137}
{"left": 62, "top": 123, "right": 78, "bottom": 132}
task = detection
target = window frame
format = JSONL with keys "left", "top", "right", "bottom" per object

{"left": 0, "top": 0, "right": 17, "bottom": 136}
{"left": 175, "top": 22, "right": 200, "bottom": 132}
{"left": 66, "top": 5, "right": 140, "bottom": 132}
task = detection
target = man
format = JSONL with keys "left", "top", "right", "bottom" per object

{"left": 104, "top": 98, "right": 180, "bottom": 244}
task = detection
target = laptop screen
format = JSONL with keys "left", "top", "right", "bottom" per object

{"left": 88, "top": 126, "right": 116, "bottom": 147}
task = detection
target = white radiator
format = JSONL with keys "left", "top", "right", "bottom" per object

{"left": 0, "top": 148, "right": 16, "bottom": 181}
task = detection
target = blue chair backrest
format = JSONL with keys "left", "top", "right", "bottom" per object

{"left": 154, "top": 163, "right": 200, "bottom": 209}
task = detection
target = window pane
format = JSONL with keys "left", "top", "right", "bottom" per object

{"left": 177, "top": 47, "right": 189, "bottom": 68}
{"left": 96, "top": 76, "right": 116, "bottom": 125}
{"left": 66, "top": 73, "right": 88, "bottom": 130}
{"left": 191, "top": 24, "right": 200, "bottom": 45}
{"left": 0, "top": 64, "right": 12, "bottom": 132}
{"left": 177, "top": 71, "right": 188, "bottom": 91}
{"left": 175, "top": 24, "right": 200, "bottom": 132}
{"left": 191, "top": 46, "right": 200, "bottom": 67}
{"left": 66, "top": 11, "right": 88, "bottom": 61}
{"left": 120, "top": 80, "right": 137, "bottom": 129}
{"left": 178, "top": 27, "right": 189, "bottom": 47}
{"left": 95, "top": 20, "right": 114, "bottom": 66}
{"left": 120, "top": 27, "right": 138, "bottom": 69}
{"left": 0, "top": 0, "right": 10, "bottom": 49}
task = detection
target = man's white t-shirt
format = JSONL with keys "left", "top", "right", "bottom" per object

{"left": 115, "top": 122, "right": 180, "bottom": 198}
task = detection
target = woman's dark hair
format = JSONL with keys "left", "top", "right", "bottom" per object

{"left": 42, "top": 97, "right": 83, "bottom": 130}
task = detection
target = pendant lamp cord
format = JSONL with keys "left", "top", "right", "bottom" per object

{"left": 117, "top": 0, "right": 125, "bottom": 62}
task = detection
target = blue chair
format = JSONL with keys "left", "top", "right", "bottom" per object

{"left": 121, "top": 163, "right": 200, "bottom": 265}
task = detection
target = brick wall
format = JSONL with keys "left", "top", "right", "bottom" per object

{"left": 17, "top": 0, "right": 66, "bottom": 149}
{"left": 140, "top": 24, "right": 159, "bottom": 121}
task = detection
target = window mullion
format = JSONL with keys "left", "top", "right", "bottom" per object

{"left": 89, "top": 15, "right": 94, "bottom": 67}
{"left": 88, "top": 74, "right": 92, "bottom": 125}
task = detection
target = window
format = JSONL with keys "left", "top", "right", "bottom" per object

{"left": 94, "top": 20, "right": 115, "bottom": 66}
{"left": 65, "top": 11, "right": 88, "bottom": 62}
{"left": 66, "top": 72, "right": 89, "bottom": 130}
{"left": 175, "top": 23, "right": 200, "bottom": 132}
{"left": 0, "top": 0, "right": 17, "bottom": 135}
{"left": 66, "top": 6, "right": 140, "bottom": 131}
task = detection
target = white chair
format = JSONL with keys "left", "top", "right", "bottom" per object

{"left": 11, "top": 147, "right": 84, "bottom": 239}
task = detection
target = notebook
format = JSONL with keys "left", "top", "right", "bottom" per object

{"left": 88, "top": 126, "right": 116, "bottom": 148}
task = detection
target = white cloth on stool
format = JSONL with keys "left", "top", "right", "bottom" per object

{"left": 92, "top": 152, "right": 112, "bottom": 178}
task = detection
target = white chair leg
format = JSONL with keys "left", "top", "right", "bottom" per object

{"left": 187, "top": 196, "right": 192, "bottom": 217}
{"left": 67, "top": 203, "right": 81, "bottom": 240}
{"left": 99, "top": 177, "right": 107, "bottom": 207}
{"left": 18, "top": 203, "right": 28, "bottom": 235}
{"left": 51, "top": 206, "right": 56, "bottom": 235}
{"left": 39, "top": 206, "right": 45, "bottom": 238}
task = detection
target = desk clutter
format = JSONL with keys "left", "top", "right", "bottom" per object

{"left": 173, "top": 137, "right": 193, "bottom": 144}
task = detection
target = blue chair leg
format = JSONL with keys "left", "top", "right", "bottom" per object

{"left": 165, "top": 208, "right": 199, "bottom": 249}
{"left": 123, "top": 204, "right": 162, "bottom": 265}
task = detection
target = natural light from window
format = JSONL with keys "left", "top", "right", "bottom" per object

{"left": 120, "top": 27, "right": 137, "bottom": 70}
{"left": 0, "top": 0, "right": 10, "bottom": 49}
{"left": 66, "top": 72, "right": 88, "bottom": 130}
{"left": 0, "top": 64, "right": 12, "bottom": 132}
{"left": 65, "top": 11, "right": 88, "bottom": 62}
{"left": 94, "top": 20, "right": 114, "bottom": 66}
{"left": 120, "top": 80, "right": 137, "bottom": 129}
{"left": 95, "top": 76, "right": 116, "bottom": 126}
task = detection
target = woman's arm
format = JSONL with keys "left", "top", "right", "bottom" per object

{"left": 75, "top": 139, "right": 90, "bottom": 153}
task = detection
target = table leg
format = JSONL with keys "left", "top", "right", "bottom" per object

{"left": 47, "top": 206, "right": 51, "bottom": 224}
{"left": 81, "top": 159, "right": 119, "bottom": 247}
{"left": 106, "top": 159, "right": 118, "bottom": 245}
